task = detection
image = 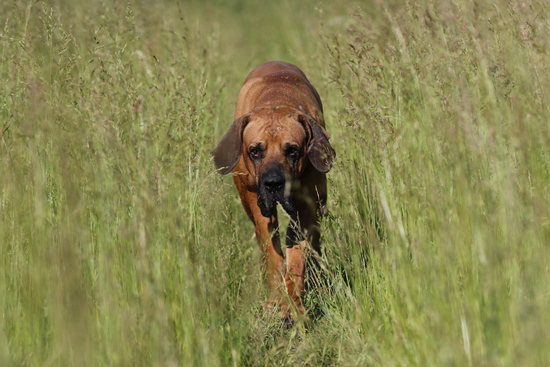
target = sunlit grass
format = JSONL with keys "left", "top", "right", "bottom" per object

{"left": 1, "top": 0, "right": 549, "bottom": 365}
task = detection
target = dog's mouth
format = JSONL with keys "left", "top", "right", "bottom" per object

{"left": 258, "top": 191, "right": 296, "bottom": 218}
{"left": 257, "top": 170, "right": 296, "bottom": 217}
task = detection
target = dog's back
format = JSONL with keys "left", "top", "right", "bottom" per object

{"left": 234, "top": 61, "right": 324, "bottom": 125}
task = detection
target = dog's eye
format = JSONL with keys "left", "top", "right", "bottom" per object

{"left": 249, "top": 147, "right": 261, "bottom": 159}
{"left": 287, "top": 146, "right": 299, "bottom": 159}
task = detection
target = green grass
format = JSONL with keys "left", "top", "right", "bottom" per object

{"left": 1, "top": 0, "right": 549, "bottom": 365}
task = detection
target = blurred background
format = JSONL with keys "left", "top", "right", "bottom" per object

{"left": 0, "top": 0, "right": 549, "bottom": 365}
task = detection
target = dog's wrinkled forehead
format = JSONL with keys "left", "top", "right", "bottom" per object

{"left": 242, "top": 113, "right": 306, "bottom": 147}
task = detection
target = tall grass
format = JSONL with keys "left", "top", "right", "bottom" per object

{"left": 0, "top": 0, "right": 549, "bottom": 365}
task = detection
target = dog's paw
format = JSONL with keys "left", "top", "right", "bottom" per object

{"left": 279, "top": 302, "right": 309, "bottom": 328}
{"left": 280, "top": 314, "right": 295, "bottom": 329}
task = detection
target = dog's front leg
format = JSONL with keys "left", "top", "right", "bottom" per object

{"left": 256, "top": 216, "right": 285, "bottom": 307}
{"left": 282, "top": 239, "right": 308, "bottom": 318}
{"left": 281, "top": 214, "right": 313, "bottom": 320}
{"left": 282, "top": 197, "right": 323, "bottom": 320}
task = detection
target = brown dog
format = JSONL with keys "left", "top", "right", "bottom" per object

{"left": 213, "top": 61, "right": 335, "bottom": 321}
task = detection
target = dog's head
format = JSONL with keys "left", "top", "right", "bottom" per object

{"left": 213, "top": 108, "right": 335, "bottom": 217}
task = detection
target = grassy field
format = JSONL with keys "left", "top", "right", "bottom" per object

{"left": 1, "top": 0, "right": 549, "bottom": 365}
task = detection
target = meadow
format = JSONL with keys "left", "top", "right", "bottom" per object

{"left": 1, "top": 0, "right": 549, "bottom": 365}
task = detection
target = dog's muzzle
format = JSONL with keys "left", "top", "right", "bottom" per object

{"left": 257, "top": 169, "right": 296, "bottom": 217}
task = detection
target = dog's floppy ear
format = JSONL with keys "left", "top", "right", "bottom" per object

{"left": 213, "top": 115, "right": 250, "bottom": 175}
{"left": 298, "top": 114, "right": 336, "bottom": 173}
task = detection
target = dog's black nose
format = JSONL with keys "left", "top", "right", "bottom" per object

{"left": 262, "top": 171, "right": 285, "bottom": 192}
